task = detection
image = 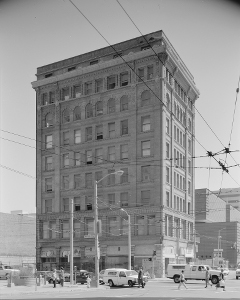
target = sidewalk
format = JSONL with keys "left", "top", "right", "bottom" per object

{"left": 0, "top": 281, "right": 109, "bottom": 297}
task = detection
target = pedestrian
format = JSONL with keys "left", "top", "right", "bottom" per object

{"left": 178, "top": 270, "right": 187, "bottom": 290}
{"left": 59, "top": 267, "right": 64, "bottom": 287}
{"left": 86, "top": 275, "right": 91, "bottom": 288}
{"left": 205, "top": 268, "right": 212, "bottom": 288}
{"left": 216, "top": 268, "right": 226, "bottom": 291}
{"left": 52, "top": 269, "right": 57, "bottom": 288}
{"left": 138, "top": 267, "right": 144, "bottom": 288}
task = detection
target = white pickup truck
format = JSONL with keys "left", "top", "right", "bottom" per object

{"left": 167, "top": 264, "right": 221, "bottom": 284}
{"left": 0, "top": 265, "right": 19, "bottom": 279}
{"left": 102, "top": 268, "right": 148, "bottom": 287}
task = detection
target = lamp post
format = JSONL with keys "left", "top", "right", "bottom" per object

{"left": 94, "top": 170, "right": 124, "bottom": 288}
{"left": 217, "top": 228, "right": 226, "bottom": 266}
{"left": 120, "top": 208, "right": 131, "bottom": 270}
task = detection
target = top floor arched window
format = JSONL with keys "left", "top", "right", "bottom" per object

{"left": 45, "top": 112, "right": 53, "bottom": 127}
{"left": 62, "top": 109, "right": 70, "bottom": 123}
{"left": 96, "top": 101, "right": 103, "bottom": 116}
{"left": 108, "top": 98, "right": 115, "bottom": 113}
{"left": 141, "top": 90, "right": 151, "bottom": 107}
{"left": 86, "top": 103, "right": 93, "bottom": 118}
{"left": 120, "top": 96, "right": 128, "bottom": 111}
{"left": 73, "top": 106, "right": 81, "bottom": 121}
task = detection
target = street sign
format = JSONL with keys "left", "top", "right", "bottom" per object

{"left": 84, "top": 235, "right": 95, "bottom": 238}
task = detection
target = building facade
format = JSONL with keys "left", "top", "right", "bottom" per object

{"left": 195, "top": 188, "right": 240, "bottom": 267}
{"left": 212, "top": 188, "right": 240, "bottom": 211}
{"left": 32, "top": 30, "right": 199, "bottom": 277}
{"left": 0, "top": 212, "right": 36, "bottom": 267}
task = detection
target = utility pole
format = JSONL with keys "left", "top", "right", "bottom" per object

{"left": 193, "top": 230, "right": 196, "bottom": 263}
{"left": 70, "top": 199, "right": 73, "bottom": 285}
{"left": 94, "top": 180, "right": 99, "bottom": 288}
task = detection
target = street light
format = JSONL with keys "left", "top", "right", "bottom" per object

{"left": 217, "top": 228, "right": 226, "bottom": 266}
{"left": 94, "top": 170, "right": 124, "bottom": 288}
{"left": 120, "top": 208, "right": 131, "bottom": 270}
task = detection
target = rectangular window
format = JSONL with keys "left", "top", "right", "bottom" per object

{"left": 86, "top": 196, "right": 93, "bottom": 211}
{"left": 95, "top": 171, "right": 103, "bottom": 186}
{"left": 74, "top": 220, "right": 80, "bottom": 238}
{"left": 90, "top": 60, "right": 98, "bottom": 65}
{"left": 45, "top": 199, "right": 52, "bottom": 213}
{"left": 188, "top": 160, "right": 191, "bottom": 175}
{"left": 136, "top": 216, "right": 145, "bottom": 235}
{"left": 188, "top": 139, "right": 192, "bottom": 153}
{"left": 141, "top": 165, "right": 150, "bottom": 181}
{"left": 141, "top": 116, "right": 150, "bottom": 132}
{"left": 86, "top": 150, "right": 92, "bottom": 165}
{"left": 86, "top": 127, "right": 92, "bottom": 141}
{"left": 63, "top": 175, "right": 69, "bottom": 190}
{"left": 108, "top": 122, "right": 115, "bottom": 138}
{"left": 120, "top": 192, "right": 128, "bottom": 207}
{"left": 147, "top": 65, "right": 153, "bottom": 80}
{"left": 166, "top": 142, "right": 170, "bottom": 159}
{"left": 45, "top": 156, "right": 53, "bottom": 171}
{"left": 63, "top": 153, "right": 69, "bottom": 168}
{"left": 62, "top": 88, "right": 69, "bottom": 100}
{"left": 121, "top": 120, "right": 128, "bottom": 135}
{"left": 85, "top": 173, "right": 92, "bottom": 188}
{"left": 121, "top": 218, "right": 128, "bottom": 235}
{"left": 73, "top": 85, "right": 81, "bottom": 98}
{"left": 68, "top": 66, "right": 76, "bottom": 71}
{"left": 45, "top": 178, "right": 52, "bottom": 192}
{"left": 120, "top": 144, "right": 128, "bottom": 160}
{"left": 62, "top": 221, "right": 70, "bottom": 238}
{"left": 182, "top": 220, "right": 186, "bottom": 239}
{"left": 49, "top": 221, "right": 56, "bottom": 239}
{"left": 85, "top": 82, "right": 92, "bottom": 95}
{"left": 177, "top": 128, "right": 179, "bottom": 143}
{"left": 109, "top": 217, "right": 118, "bottom": 236}
{"left": 49, "top": 92, "right": 55, "bottom": 104}
{"left": 45, "top": 135, "right": 53, "bottom": 149}
{"left": 96, "top": 125, "right": 103, "bottom": 140}
{"left": 120, "top": 72, "right": 128, "bottom": 86}
{"left": 166, "top": 191, "right": 170, "bottom": 207}
{"left": 74, "top": 130, "right": 81, "bottom": 144}
{"left": 74, "top": 152, "right": 81, "bottom": 166}
{"left": 141, "top": 190, "right": 150, "bottom": 205}
{"left": 138, "top": 68, "right": 144, "bottom": 81}
{"left": 107, "top": 75, "right": 116, "bottom": 90}
{"left": 42, "top": 93, "right": 48, "bottom": 105}
{"left": 74, "top": 174, "right": 81, "bottom": 189}
{"left": 188, "top": 181, "right": 191, "bottom": 195}
{"left": 141, "top": 45, "right": 151, "bottom": 51}
{"left": 166, "top": 118, "right": 170, "bottom": 135}
{"left": 95, "top": 79, "right": 103, "bottom": 93}
{"left": 120, "top": 168, "right": 128, "bottom": 184}
{"left": 108, "top": 146, "right": 115, "bottom": 161}
{"left": 108, "top": 194, "right": 115, "bottom": 206}
{"left": 95, "top": 148, "right": 103, "bottom": 164}
{"left": 166, "top": 167, "right": 170, "bottom": 183}
{"left": 74, "top": 197, "right": 81, "bottom": 211}
{"left": 148, "top": 215, "right": 155, "bottom": 235}
{"left": 86, "top": 218, "right": 94, "bottom": 235}
{"left": 141, "top": 140, "right": 150, "bottom": 157}
{"left": 63, "top": 198, "right": 69, "bottom": 212}
{"left": 63, "top": 131, "right": 69, "bottom": 145}
{"left": 108, "top": 169, "right": 115, "bottom": 185}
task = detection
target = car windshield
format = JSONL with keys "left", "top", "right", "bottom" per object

{"left": 4, "top": 266, "right": 12, "bottom": 269}
{"left": 126, "top": 271, "right": 138, "bottom": 276}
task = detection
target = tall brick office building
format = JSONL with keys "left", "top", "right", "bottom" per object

{"left": 32, "top": 30, "right": 199, "bottom": 277}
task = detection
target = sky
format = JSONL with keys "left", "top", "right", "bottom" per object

{"left": 0, "top": 0, "right": 240, "bottom": 214}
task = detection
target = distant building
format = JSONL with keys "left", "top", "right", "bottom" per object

{"left": 32, "top": 30, "right": 200, "bottom": 277}
{"left": 212, "top": 188, "right": 240, "bottom": 211}
{"left": 195, "top": 188, "right": 240, "bottom": 267}
{"left": 0, "top": 212, "right": 36, "bottom": 267}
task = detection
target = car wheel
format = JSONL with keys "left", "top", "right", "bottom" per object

{"left": 128, "top": 280, "right": 133, "bottom": 287}
{"left": 5, "top": 273, "right": 9, "bottom": 280}
{"left": 173, "top": 275, "right": 180, "bottom": 283}
{"left": 108, "top": 280, "right": 114, "bottom": 287}
{"left": 236, "top": 276, "right": 238, "bottom": 280}
{"left": 211, "top": 276, "right": 218, "bottom": 284}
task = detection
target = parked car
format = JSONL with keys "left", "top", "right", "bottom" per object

{"left": 99, "top": 269, "right": 105, "bottom": 284}
{"left": 102, "top": 268, "right": 148, "bottom": 287}
{"left": 236, "top": 266, "right": 240, "bottom": 279}
{"left": 75, "top": 270, "right": 91, "bottom": 284}
{"left": 211, "top": 266, "right": 229, "bottom": 276}
{"left": 167, "top": 264, "right": 222, "bottom": 284}
{"left": 0, "top": 265, "right": 19, "bottom": 279}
